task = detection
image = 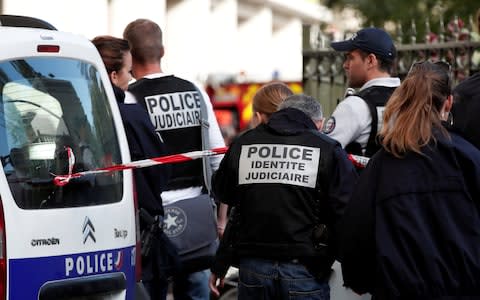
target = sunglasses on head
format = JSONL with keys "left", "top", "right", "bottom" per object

{"left": 408, "top": 60, "right": 452, "bottom": 95}
{"left": 433, "top": 61, "right": 452, "bottom": 72}
{"left": 408, "top": 60, "right": 451, "bottom": 74}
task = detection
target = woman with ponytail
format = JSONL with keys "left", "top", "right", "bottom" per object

{"left": 250, "top": 81, "right": 294, "bottom": 127}
{"left": 339, "top": 61, "right": 480, "bottom": 299}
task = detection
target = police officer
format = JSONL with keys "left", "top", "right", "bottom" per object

{"left": 324, "top": 27, "right": 400, "bottom": 157}
{"left": 211, "top": 94, "right": 358, "bottom": 300}
{"left": 123, "top": 19, "right": 226, "bottom": 300}
{"left": 92, "top": 34, "right": 176, "bottom": 300}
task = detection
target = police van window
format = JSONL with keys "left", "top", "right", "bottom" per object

{"left": 0, "top": 57, "right": 123, "bottom": 209}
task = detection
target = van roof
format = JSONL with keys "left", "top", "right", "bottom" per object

{"left": 0, "top": 14, "right": 56, "bottom": 30}
{"left": 0, "top": 26, "right": 102, "bottom": 67}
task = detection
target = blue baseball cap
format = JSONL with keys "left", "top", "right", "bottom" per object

{"left": 330, "top": 27, "right": 396, "bottom": 61}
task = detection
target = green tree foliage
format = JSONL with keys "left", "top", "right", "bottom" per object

{"left": 325, "top": 0, "right": 479, "bottom": 43}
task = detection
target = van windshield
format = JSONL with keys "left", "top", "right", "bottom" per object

{"left": 0, "top": 57, "right": 123, "bottom": 209}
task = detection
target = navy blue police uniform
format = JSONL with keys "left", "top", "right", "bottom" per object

{"left": 114, "top": 85, "right": 176, "bottom": 298}
{"left": 340, "top": 126, "right": 480, "bottom": 298}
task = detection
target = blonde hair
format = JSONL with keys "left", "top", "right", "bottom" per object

{"left": 252, "top": 82, "right": 293, "bottom": 117}
{"left": 380, "top": 61, "right": 452, "bottom": 158}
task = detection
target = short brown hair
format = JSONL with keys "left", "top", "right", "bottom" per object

{"left": 123, "top": 19, "right": 163, "bottom": 64}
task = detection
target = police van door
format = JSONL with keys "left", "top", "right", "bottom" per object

{"left": 0, "top": 48, "right": 136, "bottom": 298}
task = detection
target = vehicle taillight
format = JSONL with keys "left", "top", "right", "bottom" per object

{"left": 132, "top": 179, "right": 142, "bottom": 282}
{"left": 37, "top": 45, "right": 60, "bottom": 53}
{"left": 0, "top": 198, "right": 6, "bottom": 300}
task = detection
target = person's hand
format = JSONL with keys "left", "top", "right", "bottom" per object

{"left": 209, "top": 272, "right": 225, "bottom": 298}
{"left": 216, "top": 203, "right": 228, "bottom": 239}
{"left": 217, "top": 225, "right": 225, "bottom": 239}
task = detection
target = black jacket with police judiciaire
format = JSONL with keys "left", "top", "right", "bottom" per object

{"left": 213, "top": 108, "right": 357, "bottom": 269}
{"left": 128, "top": 75, "right": 204, "bottom": 191}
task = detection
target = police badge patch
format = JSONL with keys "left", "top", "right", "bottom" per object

{"left": 323, "top": 117, "right": 336, "bottom": 134}
{"left": 163, "top": 206, "right": 187, "bottom": 237}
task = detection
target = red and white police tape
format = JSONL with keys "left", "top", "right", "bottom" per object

{"left": 348, "top": 154, "right": 370, "bottom": 169}
{"left": 52, "top": 146, "right": 370, "bottom": 187}
{"left": 52, "top": 146, "right": 229, "bottom": 187}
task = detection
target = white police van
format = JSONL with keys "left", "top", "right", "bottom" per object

{"left": 0, "top": 15, "right": 140, "bottom": 299}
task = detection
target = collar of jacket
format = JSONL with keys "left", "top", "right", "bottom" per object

{"left": 112, "top": 84, "right": 126, "bottom": 103}
{"left": 266, "top": 107, "right": 318, "bottom": 135}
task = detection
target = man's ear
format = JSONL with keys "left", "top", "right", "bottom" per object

{"left": 315, "top": 119, "right": 324, "bottom": 131}
{"left": 160, "top": 45, "right": 165, "bottom": 59}
{"left": 368, "top": 53, "right": 377, "bottom": 68}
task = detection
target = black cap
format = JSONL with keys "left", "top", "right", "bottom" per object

{"left": 330, "top": 27, "right": 396, "bottom": 61}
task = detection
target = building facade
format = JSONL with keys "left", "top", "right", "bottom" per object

{"left": 3, "top": 0, "right": 331, "bottom": 83}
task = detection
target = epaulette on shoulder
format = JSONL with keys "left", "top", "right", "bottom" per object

{"left": 308, "top": 129, "right": 340, "bottom": 147}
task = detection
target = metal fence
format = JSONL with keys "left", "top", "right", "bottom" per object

{"left": 302, "top": 24, "right": 480, "bottom": 116}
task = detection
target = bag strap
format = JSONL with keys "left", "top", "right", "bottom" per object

{"left": 310, "top": 130, "right": 335, "bottom": 250}
{"left": 195, "top": 85, "right": 213, "bottom": 194}
{"left": 354, "top": 86, "right": 395, "bottom": 157}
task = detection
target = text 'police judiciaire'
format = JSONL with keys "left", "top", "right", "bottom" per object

{"left": 239, "top": 144, "right": 320, "bottom": 188}
{"left": 145, "top": 91, "right": 201, "bottom": 131}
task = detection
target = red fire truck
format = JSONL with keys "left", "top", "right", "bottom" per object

{"left": 207, "top": 81, "right": 303, "bottom": 144}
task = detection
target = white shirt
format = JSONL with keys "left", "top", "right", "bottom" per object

{"left": 325, "top": 77, "right": 401, "bottom": 151}
{"left": 126, "top": 73, "right": 225, "bottom": 205}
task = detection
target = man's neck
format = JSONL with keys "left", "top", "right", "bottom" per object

{"left": 366, "top": 70, "right": 391, "bottom": 82}
{"left": 133, "top": 62, "right": 163, "bottom": 79}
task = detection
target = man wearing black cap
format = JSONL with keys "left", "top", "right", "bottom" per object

{"left": 323, "top": 27, "right": 400, "bottom": 158}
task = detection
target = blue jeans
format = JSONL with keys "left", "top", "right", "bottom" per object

{"left": 172, "top": 269, "right": 210, "bottom": 300}
{"left": 238, "top": 258, "right": 330, "bottom": 300}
